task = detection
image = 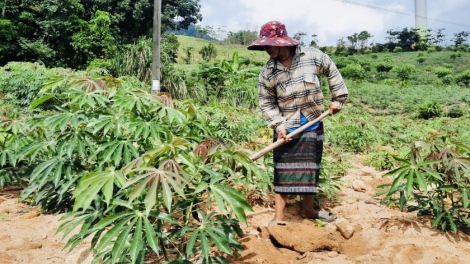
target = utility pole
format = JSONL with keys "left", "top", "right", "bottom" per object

{"left": 151, "top": 0, "right": 162, "bottom": 94}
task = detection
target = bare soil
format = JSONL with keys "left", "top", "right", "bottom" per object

{"left": 1, "top": 156, "right": 469, "bottom": 264}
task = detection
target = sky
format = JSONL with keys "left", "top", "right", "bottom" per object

{"left": 197, "top": 0, "right": 470, "bottom": 46}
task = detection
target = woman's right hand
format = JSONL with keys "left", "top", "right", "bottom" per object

{"left": 277, "top": 129, "right": 291, "bottom": 143}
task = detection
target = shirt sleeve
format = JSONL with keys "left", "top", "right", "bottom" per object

{"left": 258, "top": 72, "right": 286, "bottom": 132}
{"left": 316, "top": 52, "right": 349, "bottom": 108}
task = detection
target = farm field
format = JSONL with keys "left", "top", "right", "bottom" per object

{"left": 1, "top": 35, "right": 470, "bottom": 263}
{"left": 1, "top": 156, "right": 469, "bottom": 263}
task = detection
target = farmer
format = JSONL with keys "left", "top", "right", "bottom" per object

{"left": 247, "top": 21, "right": 348, "bottom": 226}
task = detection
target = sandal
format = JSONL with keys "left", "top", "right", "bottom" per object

{"left": 317, "top": 211, "right": 337, "bottom": 222}
{"left": 268, "top": 220, "right": 287, "bottom": 227}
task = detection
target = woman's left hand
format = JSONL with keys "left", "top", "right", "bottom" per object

{"left": 329, "top": 104, "right": 342, "bottom": 115}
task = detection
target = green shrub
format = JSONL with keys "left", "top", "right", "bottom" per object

{"left": 424, "top": 66, "right": 434, "bottom": 72}
{"left": 455, "top": 70, "right": 470, "bottom": 86}
{"left": 442, "top": 63, "right": 454, "bottom": 69}
{"left": 391, "top": 63, "right": 416, "bottom": 82}
{"left": 358, "top": 60, "right": 371, "bottom": 72}
{"left": 417, "top": 100, "right": 443, "bottom": 119}
{"left": 376, "top": 61, "right": 394, "bottom": 73}
{"left": 441, "top": 74, "right": 454, "bottom": 85}
{"left": 456, "top": 44, "right": 469, "bottom": 52}
{"left": 433, "top": 67, "right": 453, "bottom": 78}
{"left": 364, "top": 149, "right": 395, "bottom": 171}
{"left": 199, "top": 43, "right": 217, "bottom": 61}
{"left": 333, "top": 57, "right": 353, "bottom": 69}
{"left": 427, "top": 45, "right": 437, "bottom": 53}
{"left": 417, "top": 57, "right": 427, "bottom": 63}
{"left": 370, "top": 54, "right": 378, "bottom": 59}
{"left": 341, "top": 63, "right": 366, "bottom": 81}
{"left": 447, "top": 106, "right": 464, "bottom": 118}
{"left": 382, "top": 78, "right": 396, "bottom": 85}
{"left": 450, "top": 53, "right": 461, "bottom": 59}
{"left": 393, "top": 46, "right": 403, "bottom": 53}
{"left": 0, "top": 62, "right": 57, "bottom": 107}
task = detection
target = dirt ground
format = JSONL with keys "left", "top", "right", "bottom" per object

{"left": 1, "top": 156, "right": 469, "bottom": 264}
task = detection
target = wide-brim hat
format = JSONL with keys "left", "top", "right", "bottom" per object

{"left": 247, "top": 21, "right": 299, "bottom": 50}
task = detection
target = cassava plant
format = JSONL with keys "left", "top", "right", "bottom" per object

{"left": 378, "top": 131, "right": 470, "bottom": 233}
{"left": 10, "top": 72, "right": 270, "bottom": 263}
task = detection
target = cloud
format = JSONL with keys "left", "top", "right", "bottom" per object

{"left": 198, "top": 0, "right": 470, "bottom": 46}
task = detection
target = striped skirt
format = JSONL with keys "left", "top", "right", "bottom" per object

{"left": 273, "top": 123, "right": 324, "bottom": 194}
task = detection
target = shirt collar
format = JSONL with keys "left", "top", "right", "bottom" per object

{"left": 265, "top": 46, "right": 305, "bottom": 69}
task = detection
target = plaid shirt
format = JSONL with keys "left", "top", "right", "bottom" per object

{"left": 258, "top": 46, "right": 348, "bottom": 132}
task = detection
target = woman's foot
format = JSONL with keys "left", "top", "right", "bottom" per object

{"left": 302, "top": 209, "right": 337, "bottom": 222}
{"left": 302, "top": 208, "right": 319, "bottom": 219}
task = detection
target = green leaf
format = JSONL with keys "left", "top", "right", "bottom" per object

{"left": 129, "top": 175, "right": 152, "bottom": 202}
{"left": 91, "top": 211, "right": 134, "bottom": 232}
{"left": 206, "top": 228, "right": 232, "bottom": 254}
{"left": 432, "top": 212, "right": 445, "bottom": 227}
{"left": 209, "top": 184, "right": 252, "bottom": 223}
{"left": 129, "top": 216, "right": 143, "bottom": 263}
{"left": 405, "top": 169, "right": 415, "bottom": 198}
{"left": 73, "top": 170, "right": 124, "bottom": 211}
{"left": 447, "top": 214, "right": 457, "bottom": 233}
{"left": 29, "top": 158, "right": 61, "bottom": 183}
{"left": 58, "top": 214, "right": 93, "bottom": 240}
{"left": 414, "top": 170, "right": 428, "bottom": 192}
{"left": 111, "top": 223, "right": 132, "bottom": 263}
{"left": 200, "top": 233, "right": 210, "bottom": 260}
{"left": 186, "top": 231, "right": 199, "bottom": 257}
{"left": 194, "top": 182, "right": 208, "bottom": 194}
{"left": 144, "top": 217, "right": 160, "bottom": 255}
{"left": 461, "top": 188, "right": 469, "bottom": 209}
{"left": 388, "top": 168, "right": 408, "bottom": 192}
{"left": 96, "top": 216, "right": 134, "bottom": 252}
{"left": 144, "top": 178, "right": 158, "bottom": 215}
{"left": 438, "top": 185, "right": 458, "bottom": 191}
{"left": 29, "top": 94, "right": 55, "bottom": 110}
{"left": 161, "top": 176, "right": 173, "bottom": 211}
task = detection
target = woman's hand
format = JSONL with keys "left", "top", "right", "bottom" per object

{"left": 277, "top": 129, "right": 291, "bottom": 143}
{"left": 329, "top": 103, "right": 342, "bottom": 115}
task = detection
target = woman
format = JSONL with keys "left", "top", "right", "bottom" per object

{"left": 247, "top": 21, "right": 349, "bottom": 226}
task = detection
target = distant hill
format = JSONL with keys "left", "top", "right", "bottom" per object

{"left": 168, "top": 24, "right": 214, "bottom": 40}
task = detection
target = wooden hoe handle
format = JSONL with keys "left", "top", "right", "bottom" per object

{"left": 250, "top": 111, "right": 330, "bottom": 161}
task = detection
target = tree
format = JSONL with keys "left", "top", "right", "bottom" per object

{"left": 385, "top": 27, "right": 421, "bottom": 52}
{"left": 309, "top": 34, "right": 319, "bottom": 47}
{"left": 452, "top": 31, "right": 469, "bottom": 47}
{"left": 0, "top": 19, "right": 18, "bottom": 64}
{"left": 161, "top": 33, "right": 180, "bottom": 63}
{"left": 79, "top": 0, "right": 202, "bottom": 42}
{"left": 293, "top": 32, "right": 307, "bottom": 46}
{"left": 0, "top": 0, "right": 202, "bottom": 68}
{"left": 335, "top": 38, "right": 348, "bottom": 56}
{"left": 430, "top": 28, "right": 446, "bottom": 46}
{"left": 347, "top": 33, "right": 359, "bottom": 52}
{"left": 357, "top": 31, "right": 373, "bottom": 51}
{"left": 225, "top": 30, "right": 257, "bottom": 45}
{"left": 71, "top": 11, "right": 117, "bottom": 65}
{"left": 0, "top": 0, "right": 86, "bottom": 66}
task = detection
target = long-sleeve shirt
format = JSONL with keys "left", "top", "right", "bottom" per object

{"left": 258, "top": 46, "right": 349, "bottom": 132}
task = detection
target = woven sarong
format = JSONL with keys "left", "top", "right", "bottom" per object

{"left": 273, "top": 122, "right": 324, "bottom": 194}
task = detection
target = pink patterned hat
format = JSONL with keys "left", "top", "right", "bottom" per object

{"left": 247, "top": 21, "right": 299, "bottom": 50}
